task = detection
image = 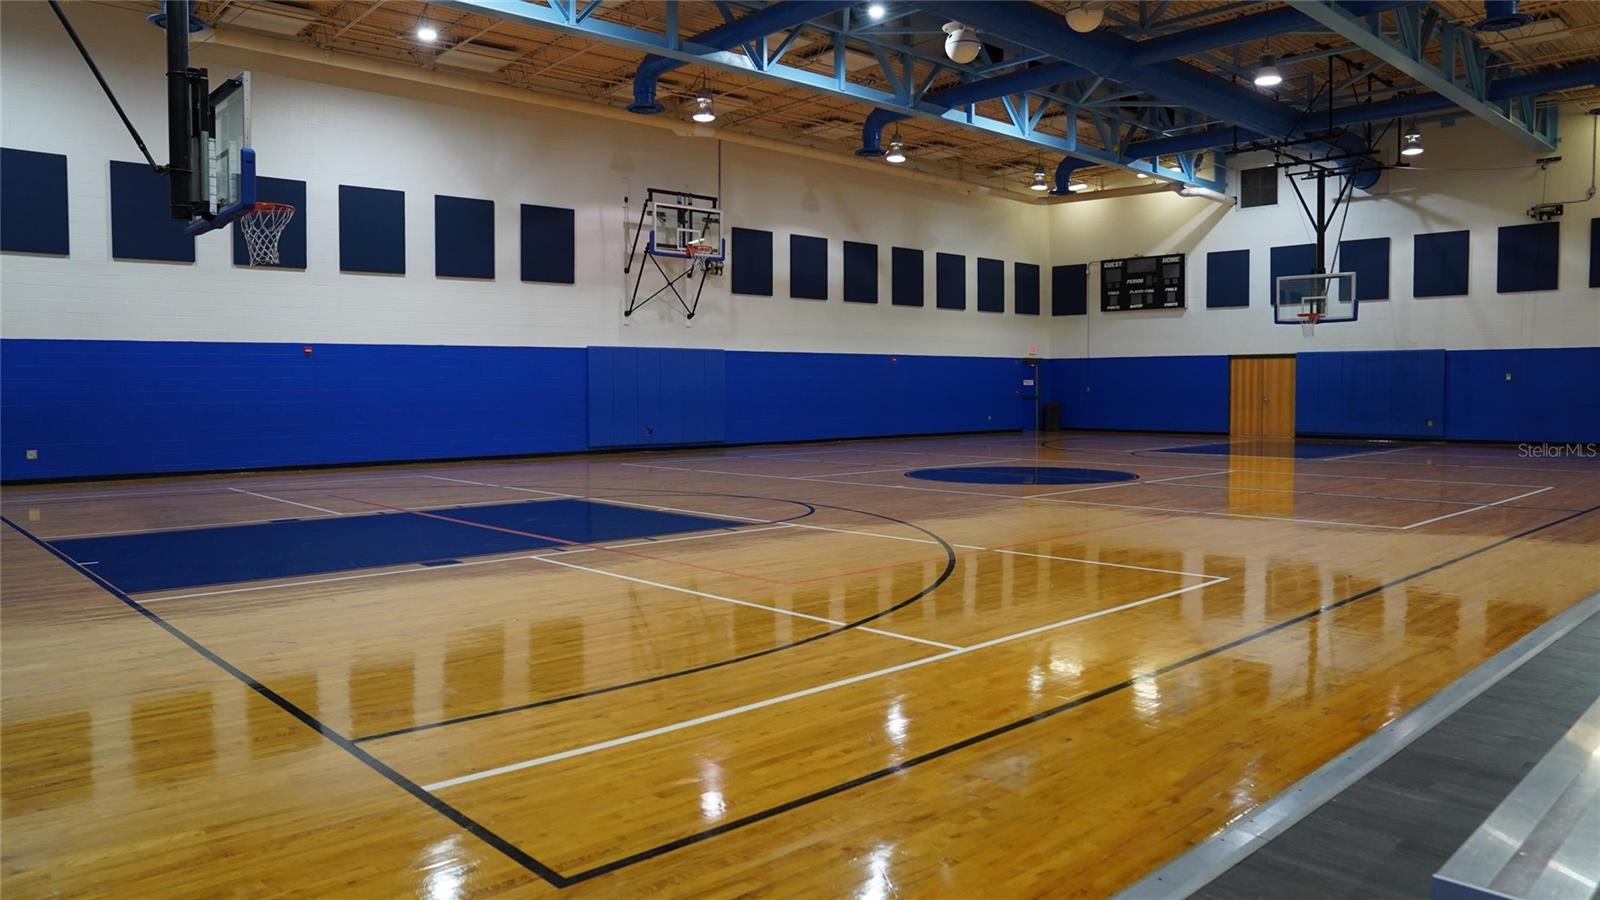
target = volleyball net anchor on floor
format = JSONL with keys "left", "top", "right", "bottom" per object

{"left": 623, "top": 188, "right": 725, "bottom": 321}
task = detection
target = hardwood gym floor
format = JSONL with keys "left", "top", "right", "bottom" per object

{"left": 3, "top": 432, "right": 1597, "bottom": 898}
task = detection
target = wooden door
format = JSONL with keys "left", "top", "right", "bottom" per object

{"left": 1230, "top": 356, "right": 1296, "bottom": 437}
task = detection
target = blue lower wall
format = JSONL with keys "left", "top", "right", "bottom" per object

{"left": 4, "top": 340, "right": 1593, "bottom": 480}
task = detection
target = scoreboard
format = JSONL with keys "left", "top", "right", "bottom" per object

{"left": 1100, "top": 253, "right": 1186, "bottom": 310}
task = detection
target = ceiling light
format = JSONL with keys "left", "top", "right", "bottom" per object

{"left": 1136, "top": 172, "right": 1149, "bottom": 179}
{"left": 942, "top": 22, "right": 981, "bottom": 64}
{"left": 1030, "top": 167, "right": 1050, "bottom": 192}
{"left": 1253, "top": 56, "right": 1282, "bottom": 88}
{"left": 416, "top": 24, "right": 439, "bottom": 42}
{"left": 885, "top": 137, "right": 907, "bottom": 164}
{"left": 1401, "top": 129, "right": 1424, "bottom": 156}
{"left": 1069, "top": 181, "right": 1090, "bottom": 192}
{"left": 1064, "top": 1, "right": 1104, "bottom": 33}
{"left": 866, "top": 2, "right": 887, "bottom": 20}
{"left": 692, "top": 90, "right": 716, "bottom": 123}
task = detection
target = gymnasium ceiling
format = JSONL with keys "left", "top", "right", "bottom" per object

{"left": 118, "top": 0, "right": 1600, "bottom": 200}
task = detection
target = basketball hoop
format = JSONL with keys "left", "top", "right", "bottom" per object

{"left": 238, "top": 201, "right": 296, "bottom": 266}
{"left": 1297, "top": 311, "right": 1323, "bottom": 336}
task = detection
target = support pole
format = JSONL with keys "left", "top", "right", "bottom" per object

{"left": 165, "top": 0, "right": 193, "bottom": 219}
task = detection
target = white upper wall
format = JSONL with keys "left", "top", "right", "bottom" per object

{"left": 3, "top": 2, "right": 1594, "bottom": 360}
{"left": 1047, "top": 109, "right": 1600, "bottom": 357}
{"left": 0, "top": 1, "right": 1051, "bottom": 357}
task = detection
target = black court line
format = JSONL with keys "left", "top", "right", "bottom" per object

{"left": 1, "top": 514, "right": 573, "bottom": 890}
{"left": 550, "top": 502, "right": 1600, "bottom": 885}
{"left": 354, "top": 494, "right": 956, "bottom": 742}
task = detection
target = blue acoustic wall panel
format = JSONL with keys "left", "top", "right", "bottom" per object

{"left": 790, "top": 234, "right": 828, "bottom": 300}
{"left": 0, "top": 340, "right": 587, "bottom": 480}
{"left": 1205, "top": 249, "right": 1249, "bottom": 308}
{"left": 936, "top": 252, "right": 966, "bottom": 310}
{"left": 1, "top": 148, "right": 69, "bottom": 255}
{"left": 1078, "top": 356, "right": 1229, "bottom": 432}
{"left": 892, "top": 247, "right": 924, "bottom": 307}
{"left": 231, "top": 176, "right": 307, "bottom": 268}
{"left": 110, "top": 161, "right": 194, "bottom": 262}
{"left": 1052, "top": 264, "right": 1087, "bottom": 316}
{"left": 339, "top": 185, "right": 405, "bottom": 274}
{"left": 726, "top": 352, "right": 1022, "bottom": 443}
{"left": 731, "top": 227, "right": 773, "bottom": 296}
{"left": 1338, "top": 237, "right": 1390, "bottom": 300}
{"left": 1015, "top": 263, "right": 1041, "bottom": 316}
{"left": 1414, "top": 230, "right": 1470, "bottom": 297}
{"left": 1591, "top": 218, "right": 1599, "bottom": 288}
{"left": 1497, "top": 222, "right": 1559, "bottom": 293}
{"left": 435, "top": 195, "right": 495, "bottom": 279}
{"left": 1296, "top": 350, "right": 1445, "bottom": 439}
{"left": 521, "top": 203, "right": 575, "bottom": 284}
{"left": 1268, "top": 243, "right": 1315, "bottom": 301}
{"left": 1445, "top": 347, "right": 1600, "bottom": 443}
{"left": 844, "top": 240, "right": 877, "bottom": 303}
{"left": 587, "top": 347, "right": 726, "bottom": 448}
{"left": 976, "top": 257, "right": 1004, "bottom": 313}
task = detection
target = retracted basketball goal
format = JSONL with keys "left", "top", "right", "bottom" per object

{"left": 623, "top": 189, "right": 726, "bottom": 320}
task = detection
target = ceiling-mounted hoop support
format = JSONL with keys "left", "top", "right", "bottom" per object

{"left": 623, "top": 188, "right": 723, "bottom": 321}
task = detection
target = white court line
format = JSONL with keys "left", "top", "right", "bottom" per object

{"left": 228, "top": 488, "right": 342, "bottom": 516}
{"left": 530, "top": 554, "right": 960, "bottom": 651}
{"left": 624, "top": 462, "right": 1408, "bottom": 530}
{"left": 420, "top": 575, "right": 1228, "bottom": 792}
{"left": 138, "top": 548, "right": 598, "bottom": 603}
{"left": 3, "top": 472, "right": 436, "bottom": 505}
{"left": 1399, "top": 486, "right": 1555, "bottom": 530}
{"left": 795, "top": 457, "right": 1025, "bottom": 480}
{"left": 992, "top": 548, "right": 1212, "bottom": 579}
{"left": 1317, "top": 445, "right": 1419, "bottom": 462}
{"left": 1028, "top": 469, "right": 1230, "bottom": 498}
{"left": 602, "top": 524, "right": 790, "bottom": 549}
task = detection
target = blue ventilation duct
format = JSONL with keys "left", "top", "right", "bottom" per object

{"left": 1477, "top": 0, "right": 1533, "bottom": 31}
{"left": 1125, "top": 64, "right": 1600, "bottom": 161}
{"left": 856, "top": 3, "right": 1414, "bottom": 156}
{"left": 1050, "top": 157, "right": 1091, "bottom": 196}
{"left": 922, "top": 0, "right": 1387, "bottom": 188}
{"left": 628, "top": 1, "right": 851, "bottom": 114}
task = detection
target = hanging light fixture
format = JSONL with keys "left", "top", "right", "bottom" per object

{"left": 416, "top": 24, "right": 439, "bottom": 42}
{"left": 866, "top": 2, "right": 887, "bottom": 20}
{"left": 1136, "top": 172, "right": 1149, "bottom": 179}
{"left": 884, "top": 133, "right": 907, "bottom": 164}
{"left": 692, "top": 90, "right": 716, "bottom": 123}
{"left": 1253, "top": 55, "right": 1283, "bottom": 88}
{"left": 1401, "top": 126, "right": 1425, "bottom": 156}
{"left": 1030, "top": 162, "right": 1050, "bottom": 192}
{"left": 1069, "top": 180, "right": 1090, "bottom": 192}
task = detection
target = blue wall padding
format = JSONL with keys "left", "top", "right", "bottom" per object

{"left": 844, "top": 240, "right": 877, "bottom": 303}
{"left": 977, "top": 257, "right": 1004, "bottom": 313}
{"left": 1296, "top": 350, "right": 1445, "bottom": 438}
{"left": 1015, "top": 262, "right": 1041, "bottom": 315}
{"left": 1591, "top": 218, "right": 1599, "bottom": 288}
{"left": 1, "top": 148, "right": 69, "bottom": 255}
{"left": 110, "top": 161, "right": 194, "bottom": 262}
{"left": 1052, "top": 264, "right": 1087, "bottom": 316}
{"left": 521, "top": 203, "right": 575, "bottom": 284}
{"left": 936, "top": 252, "right": 966, "bottom": 310}
{"left": 1497, "top": 222, "right": 1559, "bottom": 293}
{"left": 1445, "top": 347, "right": 1599, "bottom": 442}
{"left": 726, "top": 352, "right": 1022, "bottom": 442}
{"left": 55, "top": 499, "right": 740, "bottom": 593}
{"left": 731, "top": 227, "right": 773, "bottom": 295}
{"left": 339, "top": 185, "right": 405, "bottom": 274}
{"left": 586, "top": 347, "right": 726, "bottom": 447}
{"left": 1338, "top": 237, "right": 1389, "bottom": 300}
{"left": 790, "top": 234, "right": 828, "bottom": 300}
{"left": 0, "top": 340, "right": 586, "bottom": 479}
{"left": 1205, "top": 249, "right": 1249, "bottom": 308}
{"left": 892, "top": 247, "right": 924, "bottom": 307}
{"left": 1268, "top": 243, "right": 1315, "bottom": 301}
{"left": 435, "top": 195, "right": 495, "bottom": 279}
{"left": 1414, "top": 230, "right": 1470, "bottom": 297}
{"left": 1044, "top": 355, "right": 1229, "bottom": 432}
{"left": 231, "top": 176, "right": 307, "bottom": 268}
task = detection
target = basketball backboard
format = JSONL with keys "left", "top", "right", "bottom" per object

{"left": 647, "top": 196, "right": 724, "bottom": 261}
{"left": 187, "top": 72, "right": 256, "bottom": 234}
{"left": 1274, "top": 272, "right": 1358, "bottom": 326}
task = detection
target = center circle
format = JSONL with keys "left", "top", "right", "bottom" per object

{"left": 904, "top": 465, "right": 1140, "bottom": 486}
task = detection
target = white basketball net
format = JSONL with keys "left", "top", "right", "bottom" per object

{"left": 239, "top": 202, "right": 296, "bottom": 266}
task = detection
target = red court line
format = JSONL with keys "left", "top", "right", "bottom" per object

{"left": 327, "top": 494, "right": 791, "bottom": 587}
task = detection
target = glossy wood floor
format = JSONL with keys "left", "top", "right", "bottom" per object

{"left": 4, "top": 432, "right": 1598, "bottom": 898}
